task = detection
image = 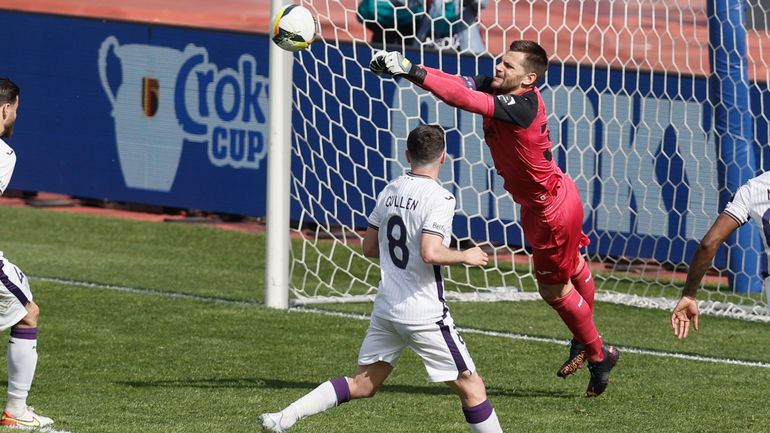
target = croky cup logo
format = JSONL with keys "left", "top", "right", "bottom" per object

{"left": 98, "top": 36, "right": 269, "bottom": 192}
{"left": 142, "top": 77, "right": 159, "bottom": 117}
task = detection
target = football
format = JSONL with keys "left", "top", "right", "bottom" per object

{"left": 271, "top": 4, "right": 318, "bottom": 52}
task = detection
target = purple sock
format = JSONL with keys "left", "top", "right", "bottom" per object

{"left": 462, "top": 400, "right": 493, "bottom": 424}
{"left": 330, "top": 376, "right": 351, "bottom": 404}
{"left": 10, "top": 327, "right": 37, "bottom": 340}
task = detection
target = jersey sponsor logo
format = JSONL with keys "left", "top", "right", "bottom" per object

{"left": 431, "top": 222, "right": 448, "bottom": 232}
{"left": 497, "top": 95, "right": 516, "bottom": 106}
{"left": 462, "top": 76, "right": 476, "bottom": 90}
{"left": 536, "top": 270, "right": 552, "bottom": 275}
{"left": 98, "top": 36, "right": 268, "bottom": 192}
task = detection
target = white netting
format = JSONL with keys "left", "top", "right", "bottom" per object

{"left": 285, "top": 0, "right": 770, "bottom": 319}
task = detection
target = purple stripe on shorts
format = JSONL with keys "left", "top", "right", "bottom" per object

{"left": 10, "top": 327, "right": 37, "bottom": 340}
{"left": 437, "top": 320, "right": 468, "bottom": 373}
{"left": 0, "top": 261, "right": 29, "bottom": 306}
{"left": 330, "top": 376, "right": 351, "bottom": 404}
{"left": 462, "top": 400, "right": 494, "bottom": 424}
{"left": 433, "top": 266, "right": 448, "bottom": 317}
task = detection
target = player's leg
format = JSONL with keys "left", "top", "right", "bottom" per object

{"left": 571, "top": 255, "right": 594, "bottom": 312}
{"left": 537, "top": 275, "right": 618, "bottom": 396}
{"left": 522, "top": 199, "right": 603, "bottom": 366}
{"left": 0, "top": 259, "right": 52, "bottom": 428}
{"left": 537, "top": 277, "right": 602, "bottom": 363}
{"left": 556, "top": 254, "right": 596, "bottom": 377}
{"left": 446, "top": 372, "right": 503, "bottom": 433}
{"left": 259, "top": 315, "right": 403, "bottom": 432}
{"left": 406, "top": 315, "right": 502, "bottom": 432}
{"left": 259, "top": 363, "right": 392, "bottom": 433}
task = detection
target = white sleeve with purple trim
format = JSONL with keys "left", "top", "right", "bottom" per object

{"left": 722, "top": 172, "right": 770, "bottom": 259}
{"left": 723, "top": 172, "right": 770, "bottom": 227}
{"left": 367, "top": 189, "right": 387, "bottom": 230}
{"left": 421, "top": 190, "right": 455, "bottom": 245}
{"left": 0, "top": 139, "right": 17, "bottom": 196}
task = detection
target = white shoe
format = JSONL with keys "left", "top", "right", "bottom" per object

{"left": 0, "top": 406, "right": 54, "bottom": 429}
{"left": 259, "top": 412, "right": 288, "bottom": 433}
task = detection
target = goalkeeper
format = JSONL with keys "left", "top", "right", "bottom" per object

{"left": 369, "top": 41, "right": 618, "bottom": 396}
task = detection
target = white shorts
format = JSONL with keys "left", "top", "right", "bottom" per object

{"left": 358, "top": 313, "right": 476, "bottom": 383}
{"left": 0, "top": 256, "right": 32, "bottom": 331}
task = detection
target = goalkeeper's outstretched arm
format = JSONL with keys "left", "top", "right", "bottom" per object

{"left": 370, "top": 52, "right": 494, "bottom": 117}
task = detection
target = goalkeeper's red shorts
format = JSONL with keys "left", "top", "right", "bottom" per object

{"left": 521, "top": 177, "right": 590, "bottom": 285}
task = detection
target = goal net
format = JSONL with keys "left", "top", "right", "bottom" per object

{"left": 284, "top": 0, "right": 770, "bottom": 320}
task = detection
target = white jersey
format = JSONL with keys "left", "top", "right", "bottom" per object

{"left": 0, "top": 138, "right": 16, "bottom": 195}
{"left": 723, "top": 172, "right": 770, "bottom": 304}
{"left": 367, "top": 173, "right": 455, "bottom": 324}
{"left": 723, "top": 171, "right": 770, "bottom": 250}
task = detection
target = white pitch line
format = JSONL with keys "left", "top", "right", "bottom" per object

{"left": 32, "top": 276, "right": 770, "bottom": 370}
{"left": 38, "top": 427, "right": 78, "bottom": 433}
{"left": 294, "top": 307, "right": 770, "bottom": 370}
{"left": 31, "top": 276, "right": 258, "bottom": 307}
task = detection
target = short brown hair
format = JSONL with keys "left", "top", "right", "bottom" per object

{"left": 508, "top": 40, "right": 548, "bottom": 82}
{"left": 0, "top": 78, "right": 19, "bottom": 105}
{"left": 407, "top": 124, "right": 445, "bottom": 167}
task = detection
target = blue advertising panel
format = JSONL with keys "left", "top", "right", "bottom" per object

{"left": 5, "top": 11, "right": 269, "bottom": 216}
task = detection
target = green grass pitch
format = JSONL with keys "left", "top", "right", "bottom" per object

{"left": 0, "top": 205, "right": 768, "bottom": 433}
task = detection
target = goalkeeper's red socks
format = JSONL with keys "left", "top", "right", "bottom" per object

{"left": 546, "top": 288, "right": 604, "bottom": 363}
{"left": 571, "top": 261, "right": 595, "bottom": 312}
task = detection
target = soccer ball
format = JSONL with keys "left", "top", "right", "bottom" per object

{"left": 272, "top": 4, "right": 318, "bottom": 52}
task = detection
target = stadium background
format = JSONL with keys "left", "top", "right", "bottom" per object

{"left": 4, "top": 0, "right": 770, "bottom": 286}
{"left": 1, "top": 2, "right": 770, "bottom": 433}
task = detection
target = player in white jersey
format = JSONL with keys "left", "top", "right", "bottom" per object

{"left": 259, "top": 125, "right": 504, "bottom": 433}
{"left": 672, "top": 171, "right": 770, "bottom": 339}
{"left": 0, "top": 78, "right": 54, "bottom": 429}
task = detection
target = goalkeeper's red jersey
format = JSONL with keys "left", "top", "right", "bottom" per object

{"left": 420, "top": 68, "right": 565, "bottom": 209}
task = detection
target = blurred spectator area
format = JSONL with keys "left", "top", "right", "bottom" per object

{"left": 3, "top": 0, "right": 768, "bottom": 80}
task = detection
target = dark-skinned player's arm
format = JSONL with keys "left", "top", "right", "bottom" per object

{"left": 671, "top": 213, "right": 740, "bottom": 339}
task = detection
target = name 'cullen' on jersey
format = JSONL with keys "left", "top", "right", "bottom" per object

{"left": 367, "top": 173, "right": 456, "bottom": 324}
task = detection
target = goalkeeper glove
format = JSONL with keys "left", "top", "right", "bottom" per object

{"left": 369, "top": 51, "right": 426, "bottom": 84}
{"left": 383, "top": 51, "right": 426, "bottom": 84}
{"left": 369, "top": 51, "right": 388, "bottom": 76}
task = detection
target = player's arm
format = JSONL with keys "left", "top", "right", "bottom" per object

{"left": 362, "top": 226, "right": 380, "bottom": 258}
{"left": 682, "top": 213, "right": 740, "bottom": 298}
{"left": 671, "top": 213, "right": 740, "bottom": 339}
{"left": 370, "top": 52, "right": 494, "bottom": 117}
{"left": 420, "top": 233, "right": 488, "bottom": 266}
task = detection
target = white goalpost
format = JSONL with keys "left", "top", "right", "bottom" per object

{"left": 267, "top": 0, "right": 770, "bottom": 320}
{"left": 264, "top": 0, "right": 295, "bottom": 309}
